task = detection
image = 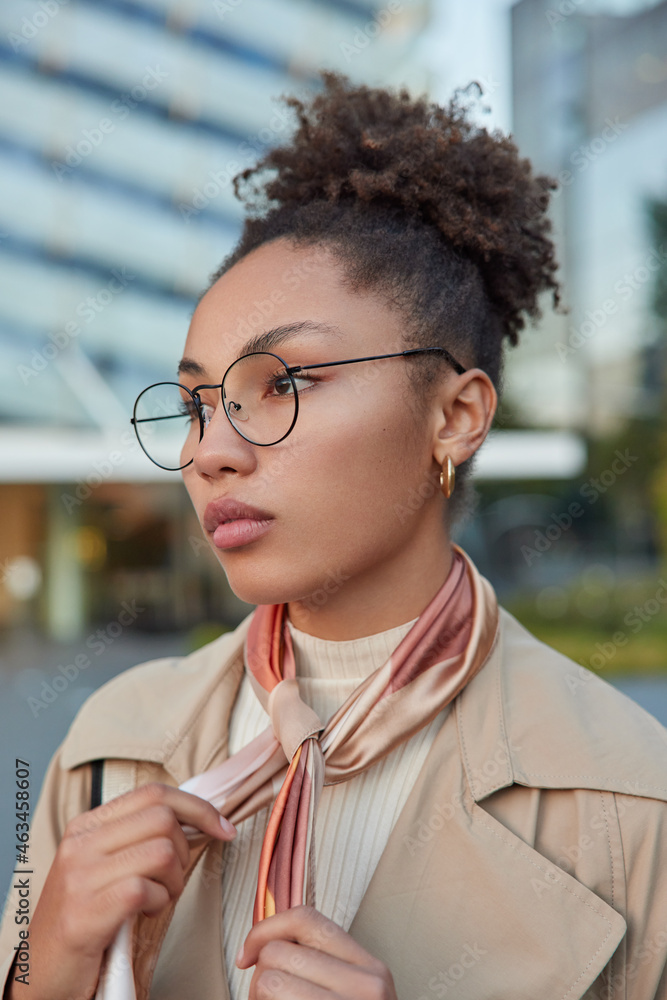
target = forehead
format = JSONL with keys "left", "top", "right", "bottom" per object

{"left": 184, "top": 239, "right": 403, "bottom": 364}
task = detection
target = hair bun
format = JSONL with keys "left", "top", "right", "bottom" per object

{"left": 232, "top": 71, "right": 561, "bottom": 345}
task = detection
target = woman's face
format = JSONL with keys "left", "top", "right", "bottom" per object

{"left": 180, "top": 237, "right": 487, "bottom": 633}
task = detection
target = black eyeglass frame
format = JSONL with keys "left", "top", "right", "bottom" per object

{"left": 130, "top": 345, "right": 468, "bottom": 470}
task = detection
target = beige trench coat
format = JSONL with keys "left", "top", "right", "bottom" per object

{"left": 2, "top": 604, "right": 667, "bottom": 1000}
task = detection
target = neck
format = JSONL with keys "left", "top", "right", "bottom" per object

{"left": 287, "top": 529, "right": 454, "bottom": 641}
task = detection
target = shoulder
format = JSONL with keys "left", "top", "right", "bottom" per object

{"left": 460, "top": 606, "right": 667, "bottom": 805}
{"left": 57, "top": 611, "right": 254, "bottom": 774}
{"left": 471, "top": 607, "right": 667, "bottom": 974}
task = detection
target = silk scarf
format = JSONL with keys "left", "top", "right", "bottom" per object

{"left": 96, "top": 543, "right": 499, "bottom": 999}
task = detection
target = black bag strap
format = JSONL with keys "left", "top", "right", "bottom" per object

{"left": 90, "top": 759, "right": 105, "bottom": 810}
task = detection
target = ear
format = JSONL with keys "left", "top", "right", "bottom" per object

{"left": 431, "top": 368, "right": 498, "bottom": 470}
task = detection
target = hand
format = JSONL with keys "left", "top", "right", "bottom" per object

{"left": 237, "top": 904, "right": 398, "bottom": 999}
{"left": 10, "top": 783, "right": 236, "bottom": 1000}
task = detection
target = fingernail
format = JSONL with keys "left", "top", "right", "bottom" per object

{"left": 219, "top": 814, "right": 236, "bottom": 836}
{"left": 236, "top": 944, "right": 245, "bottom": 967}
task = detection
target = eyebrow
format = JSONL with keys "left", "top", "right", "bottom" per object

{"left": 177, "top": 320, "right": 344, "bottom": 379}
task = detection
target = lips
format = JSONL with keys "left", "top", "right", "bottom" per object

{"left": 203, "top": 497, "right": 275, "bottom": 533}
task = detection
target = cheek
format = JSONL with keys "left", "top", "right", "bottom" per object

{"left": 181, "top": 466, "right": 205, "bottom": 508}
{"left": 278, "top": 402, "right": 427, "bottom": 532}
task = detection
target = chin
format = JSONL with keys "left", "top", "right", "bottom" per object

{"left": 211, "top": 553, "right": 292, "bottom": 608}
{"left": 219, "top": 554, "right": 332, "bottom": 610}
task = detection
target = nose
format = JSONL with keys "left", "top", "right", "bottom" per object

{"left": 189, "top": 397, "right": 257, "bottom": 480}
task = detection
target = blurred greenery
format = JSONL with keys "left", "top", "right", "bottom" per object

{"left": 506, "top": 571, "right": 667, "bottom": 676}
{"left": 187, "top": 621, "right": 233, "bottom": 652}
{"left": 646, "top": 193, "right": 667, "bottom": 561}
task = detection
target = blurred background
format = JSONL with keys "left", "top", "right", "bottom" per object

{"left": 1, "top": 0, "right": 666, "bottom": 896}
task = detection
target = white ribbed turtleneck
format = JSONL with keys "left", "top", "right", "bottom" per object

{"left": 221, "top": 613, "right": 452, "bottom": 998}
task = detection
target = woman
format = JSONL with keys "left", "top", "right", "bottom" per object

{"left": 2, "top": 71, "right": 667, "bottom": 1000}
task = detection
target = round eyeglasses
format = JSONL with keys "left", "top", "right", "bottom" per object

{"left": 130, "top": 346, "right": 468, "bottom": 471}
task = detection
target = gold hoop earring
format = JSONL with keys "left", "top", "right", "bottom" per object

{"left": 439, "top": 456, "right": 455, "bottom": 499}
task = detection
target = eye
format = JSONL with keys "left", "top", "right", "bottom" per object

{"left": 262, "top": 371, "right": 292, "bottom": 396}
{"left": 178, "top": 395, "right": 215, "bottom": 425}
{"left": 177, "top": 397, "right": 199, "bottom": 422}
{"left": 264, "top": 370, "right": 322, "bottom": 396}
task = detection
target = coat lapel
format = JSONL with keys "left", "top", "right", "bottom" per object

{"left": 348, "top": 688, "right": 627, "bottom": 999}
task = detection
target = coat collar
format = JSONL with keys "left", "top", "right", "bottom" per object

{"left": 60, "top": 615, "right": 252, "bottom": 779}
{"left": 457, "top": 605, "right": 667, "bottom": 804}
{"left": 60, "top": 602, "right": 667, "bottom": 805}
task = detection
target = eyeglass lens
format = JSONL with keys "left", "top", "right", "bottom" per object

{"left": 132, "top": 352, "right": 298, "bottom": 470}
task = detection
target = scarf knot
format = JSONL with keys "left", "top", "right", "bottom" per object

{"left": 263, "top": 677, "right": 324, "bottom": 762}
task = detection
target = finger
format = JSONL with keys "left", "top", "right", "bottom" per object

{"left": 137, "top": 878, "right": 173, "bottom": 917}
{"left": 249, "top": 965, "right": 334, "bottom": 1000}
{"left": 239, "top": 906, "right": 373, "bottom": 971}
{"left": 98, "top": 783, "right": 235, "bottom": 840}
{"left": 92, "top": 835, "right": 186, "bottom": 901}
{"left": 57, "top": 877, "right": 172, "bottom": 955}
{"left": 74, "top": 803, "right": 192, "bottom": 871}
{"left": 252, "top": 939, "right": 370, "bottom": 997}
{"left": 96, "top": 875, "right": 172, "bottom": 928}
{"left": 68, "top": 783, "right": 236, "bottom": 844}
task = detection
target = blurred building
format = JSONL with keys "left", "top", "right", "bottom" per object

{"left": 0, "top": 0, "right": 438, "bottom": 638}
{"left": 509, "top": 0, "right": 667, "bottom": 434}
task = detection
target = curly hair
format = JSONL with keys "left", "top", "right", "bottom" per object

{"left": 203, "top": 70, "right": 562, "bottom": 525}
